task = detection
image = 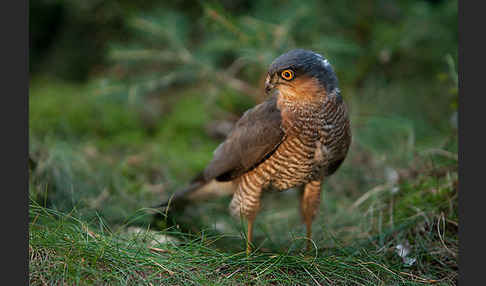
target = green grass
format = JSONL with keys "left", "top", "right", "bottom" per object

{"left": 29, "top": 75, "right": 458, "bottom": 285}
{"left": 30, "top": 168, "right": 458, "bottom": 285}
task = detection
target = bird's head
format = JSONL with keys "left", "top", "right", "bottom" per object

{"left": 265, "top": 49, "right": 340, "bottom": 104}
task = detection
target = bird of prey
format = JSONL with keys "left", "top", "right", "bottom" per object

{"left": 156, "top": 49, "right": 351, "bottom": 253}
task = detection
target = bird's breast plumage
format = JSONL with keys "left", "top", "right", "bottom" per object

{"left": 247, "top": 94, "right": 351, "bottom": 191}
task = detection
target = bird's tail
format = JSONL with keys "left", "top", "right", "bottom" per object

{"left": 151, "top": 173, "right": 207, "bottom": 210}
{"left": 151, "top": 173, "right": 235, "bottom": 210}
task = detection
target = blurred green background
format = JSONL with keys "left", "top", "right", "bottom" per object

{"left": 29, "top": 0, "right": 457, "bottom": 249}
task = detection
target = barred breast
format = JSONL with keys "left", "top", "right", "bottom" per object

{"left": 242, "top": 93, "right": 350, "bottom": 192}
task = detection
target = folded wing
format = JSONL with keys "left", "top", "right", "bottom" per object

{"left": 204, "top": 95, "right": 285, "bottom": 182}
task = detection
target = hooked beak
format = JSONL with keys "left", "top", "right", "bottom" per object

{"left": 264, "top": 74, "right": 275, "bottom": 95}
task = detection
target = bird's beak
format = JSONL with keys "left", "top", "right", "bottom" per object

{"left": 264, "top": 74, "right": 275, "bottom": 95}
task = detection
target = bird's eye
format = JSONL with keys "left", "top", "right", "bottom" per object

{"left": 280, "top": 69, "right": 294, "bottom": 81}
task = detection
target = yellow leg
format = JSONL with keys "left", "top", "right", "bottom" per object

{"left": 305, "top": 219, "right": 313, "bottom": 251}
{"left": 229, "top": 174, "right": 263, "bottom": 254}
{"left": 246, "top": 217, "right": 254, "bottom": 255}
{"left": 300, "top": 180, "right": 322, "bottom": 251}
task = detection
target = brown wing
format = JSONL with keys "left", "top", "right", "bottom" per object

{"left": 203, "top": 95, "right": 285, "bottom": 182}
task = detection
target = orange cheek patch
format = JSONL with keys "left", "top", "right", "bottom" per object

{"left": 278, "top": 76, "right": 325, "bottom": 102}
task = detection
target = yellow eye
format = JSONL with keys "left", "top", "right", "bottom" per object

{"left": 280, "top": 69, "right": 294, "bottom": 81}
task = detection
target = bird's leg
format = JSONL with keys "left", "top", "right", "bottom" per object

{"left": 229, "top": 173, "right": 264, "bottom": 255}
{"left": 300, "top": 180, "right": 322, "bottom": 251}
{"left": 246, "top": 217, "right": 255, "bottom": 255}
